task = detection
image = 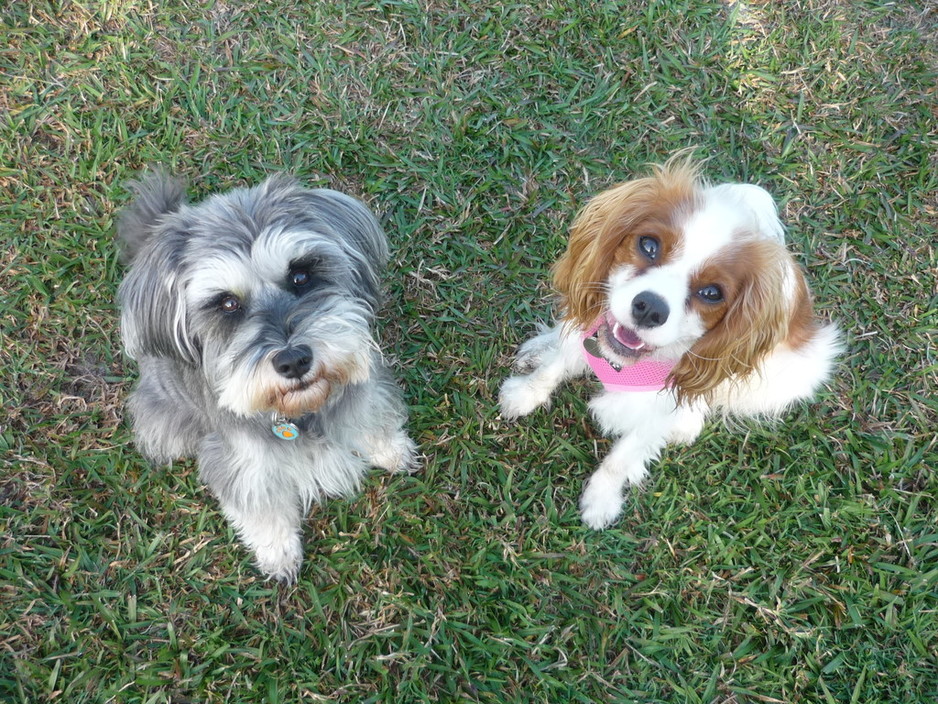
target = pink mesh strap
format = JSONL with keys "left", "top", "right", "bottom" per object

{"left": 582, "top": 321, "right": 674, "bottom": 392}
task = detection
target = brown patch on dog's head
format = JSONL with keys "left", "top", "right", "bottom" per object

{"left": 669, "top": 237, "right": 816, "bottom": 405}
{"left": 553, "top": 153, "right": 703, "bottom": 329}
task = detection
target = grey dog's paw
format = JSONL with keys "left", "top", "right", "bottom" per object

{"left": 370, "top": 430, "right": 420, "bottom": 474}
{"left": 254, "top": 534, "right": 303, "bottom": 585}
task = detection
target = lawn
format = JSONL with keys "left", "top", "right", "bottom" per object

{"left": 1, "top": 1, "right": 936, "bottom": 702}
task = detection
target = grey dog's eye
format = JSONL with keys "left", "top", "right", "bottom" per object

{"left": 290, "top": 269, "right": 311, "bottom": 288}
{"left": 219, "top": 295, "right": 241, "bottom": 313}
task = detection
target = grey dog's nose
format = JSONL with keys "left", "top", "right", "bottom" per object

{"left": 272, "top": 345, "right": 313, "bottom": 379}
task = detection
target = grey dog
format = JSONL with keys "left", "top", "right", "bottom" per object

{"left": 117, "top": 171, "right": 416, "bottom": 583}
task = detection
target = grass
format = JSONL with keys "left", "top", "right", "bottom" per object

{"left": 1, "top": 0, "right": 936, "bottom": 702}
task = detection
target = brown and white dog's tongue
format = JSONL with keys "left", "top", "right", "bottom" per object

{"left": 605, "top": 312, "right": 645, "bottom": 351}
{"left": 613, "top": 323, "right": 645, "bottom": 350}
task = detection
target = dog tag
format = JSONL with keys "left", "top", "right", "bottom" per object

{"left": 583, "top": 333, "right": 622, "bottom": 371}
{"left": 271, "top": 418, "right": 300, "bottom": 440}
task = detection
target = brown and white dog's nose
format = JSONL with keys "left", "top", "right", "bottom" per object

{"left": 272, "top": 345, "right": 313, "bottom": 379}
{"left": 631, "top": 291, "right": 669, "bottom": 329}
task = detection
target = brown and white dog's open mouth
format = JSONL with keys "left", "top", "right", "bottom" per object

{"left": 595, "top": 310, "right": 655, "bottom": 361}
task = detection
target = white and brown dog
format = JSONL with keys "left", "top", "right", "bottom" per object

{"left": 500, "top": 155, "right": 840, "bottom": 529}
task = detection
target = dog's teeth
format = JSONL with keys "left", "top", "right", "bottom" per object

{"left": 612, "top": 322, "right": 644, "bottom": 350}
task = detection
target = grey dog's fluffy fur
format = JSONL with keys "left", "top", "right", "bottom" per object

{"left": 117, "top": 171, "right": 416, "bottom": 583}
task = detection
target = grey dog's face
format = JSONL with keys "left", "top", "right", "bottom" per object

{"left": 119, "top": 177, "right": 387, "bottom": 418}
{"left": 190, "top": 226, "right": 377, "bottom": 418}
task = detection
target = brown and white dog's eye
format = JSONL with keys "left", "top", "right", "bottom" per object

{"left": 696, "top": 284, "right": 724, "bottom": 303}
{"left": 638, "top": 236, "right": 660, "bottom": 261}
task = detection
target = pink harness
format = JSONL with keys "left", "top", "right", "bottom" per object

{"left": 582, "top": 321, "right": 674, "bottom": 392}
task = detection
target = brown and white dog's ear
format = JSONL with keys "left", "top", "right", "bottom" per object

{"left": 553, "top": 179, "right": 650, "bottom": 329}
{"left": 553, "top": 156, "right": 701, "bottom": 330}
{"left": 669, "top": 237, "right": 815, "bottom": 405}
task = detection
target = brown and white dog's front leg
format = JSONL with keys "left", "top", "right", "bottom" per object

{"left": 499, "top": 323, "right": 589, "bottom": 419}
{"left": 578, "top": 429, "right": 670, "bottom": 529}
{"left": 581, "top": 390, "right": 702, "bottom": 529}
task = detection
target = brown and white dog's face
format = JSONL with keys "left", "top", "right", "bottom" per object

{"left": 554, "top": 157, "right": 817, "bottom": 403}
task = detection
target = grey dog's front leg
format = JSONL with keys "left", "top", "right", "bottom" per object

{"left": 127, "top": 361, "right": 206, "bottom": 463}
{"left": 198, "top": 435, "right": 304, "bottom": 583}
{"left": 218, "top": 495, "right": 304, "bottom": 584}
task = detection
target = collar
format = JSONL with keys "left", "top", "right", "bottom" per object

{"left": 271, "top": 412, "right": 319, "bottom": 440}
{"left": 582, "top": 320, "right": 674, "bottom": 392}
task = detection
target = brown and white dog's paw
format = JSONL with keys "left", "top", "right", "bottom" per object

{"left": 579, "top": 472, "right": 625, "bottom": 530}
{"left": 499, "top": 375, "right": 552, "bottom": 419}
{"left": 511, "top": 331, "right": 555, "bottom": 373}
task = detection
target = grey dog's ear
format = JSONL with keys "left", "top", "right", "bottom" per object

{"left": 301, "top": 187, "right": 389, "bottom": 312}
{"left": 118, "top": 226, "right": 199, "bottom": 365}
{"left": 117, "top": 169, "right": 187, "bottom": 265}
{"left": 117, "top": 172, "right": 199, "bottom": 365}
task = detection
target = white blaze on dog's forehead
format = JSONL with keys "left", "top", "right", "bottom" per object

{"left": 186, "top": 251, "right": 260, "bottom": 304}
{"left": 677, "top": 199, "right": 740, "bottom": 267}
{"left": 706, "top": 183, "right": 785, "bottom": 244}
{"left": 250, "top": 227, "right": 348, "bottom": 281}
{"left": 780, "top": 259, "right": 798, "bottom": 304}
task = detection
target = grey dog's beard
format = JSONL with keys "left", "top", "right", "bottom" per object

{"left": 200, "top": 302, "right": 378, "bottom": 419}
{"left": 265, "top": 376, "right": 335, "bottom": 417}
{"left": 214, "top": 339, "right": 374, "bottom": 418}
{"left": 256, "top": 360, "right": 368, "bottom": 418}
